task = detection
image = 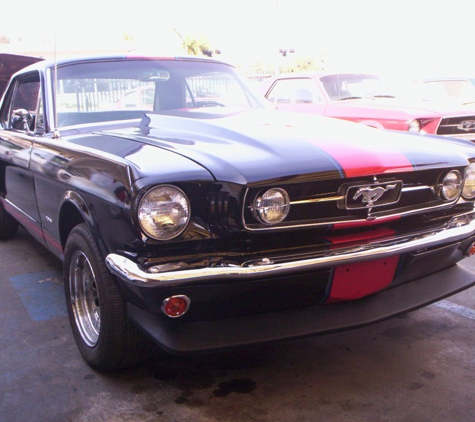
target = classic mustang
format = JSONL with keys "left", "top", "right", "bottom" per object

{"left": 260, "top": 72, "right": 475, "bottom": 142}
{"left": 398, "top": 77, "right": 475, "bottom": 105}
{"left": 2, "top": 54, "right": 475, "bottom": 371}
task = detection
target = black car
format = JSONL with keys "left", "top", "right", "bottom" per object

{"left": 1, "top": 54, "right": 475, "bottom": 371}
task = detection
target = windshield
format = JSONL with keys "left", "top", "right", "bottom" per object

{"left": 55, "top": 58, "right": 266, "bottom": 127}
{"left": 320, "top": 74, "right": 394, "bottom": 101}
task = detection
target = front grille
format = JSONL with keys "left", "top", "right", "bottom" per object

{"left": 244, "top": 168, "right": 459, "bottom": 229}
{"left": 437, "top": 116, "right": 475, "bottom": 138}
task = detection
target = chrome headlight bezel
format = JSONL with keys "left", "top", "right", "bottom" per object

{"left": 463, "top": 163, "right": 475, "bottom": 200}
{"left": 137, "top": 185, "right": 191, "bottom": 241}
{"left": 440, "top": 170, "right": 463, "bottom": 201}
{"left": 408, "top": 119, "right": 421, "bottom": 132}
{"left": 252, "top": 188, "right": 290, "bottom": 225}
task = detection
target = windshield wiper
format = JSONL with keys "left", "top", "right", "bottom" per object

{"left": 367, "top": 94, "right": 395, "bottom": 98}
{"left": 338, "top": 96, "right": 362, "bottom": 101}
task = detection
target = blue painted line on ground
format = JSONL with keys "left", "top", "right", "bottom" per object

{"left": 433, "top": 300, "right": 475, "bottom": 321}
{"left": 9, "top": 270, "right": 66, "bottom": 321}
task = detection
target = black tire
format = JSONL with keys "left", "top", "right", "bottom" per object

{"left": 0, "top": 203, "right": 19, "bottom": 240}
{"left": 64, "top": 223, "right": 146, "bottom": 371}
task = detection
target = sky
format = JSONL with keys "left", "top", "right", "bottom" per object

{"left": 2, "top": 0, "right": 474, "bottom": 80}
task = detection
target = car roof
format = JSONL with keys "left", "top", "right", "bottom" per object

{"left": 269, "top": 71, "right": 380, "bottom": 78}
{"left": 417, "top": 77, "right": 474, "bottom": 82}
{"left": 22, "top": 54, "right": 233, "bottom": 71}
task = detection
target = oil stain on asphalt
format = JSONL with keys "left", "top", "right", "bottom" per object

{"left": 212, "top": 378, "right": 257, "bottom": 397}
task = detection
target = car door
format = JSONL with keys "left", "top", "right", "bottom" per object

{"left": 264, "top": 77, "right": 328, "bottom": 116}
{"left": 0, "top": 71, "right": 45, "bottom": 245}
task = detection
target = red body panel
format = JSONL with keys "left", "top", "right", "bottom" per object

{"left": 327, "top": 256, "right": 400, "bottom": 302}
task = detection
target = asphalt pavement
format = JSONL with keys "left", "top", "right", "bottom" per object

{"left": 1, "top": 226, "right": 475, "bottom": 422}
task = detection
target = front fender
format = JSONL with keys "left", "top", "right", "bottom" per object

{"left": 57, "top": 190, "right": 102, "bottom": 258}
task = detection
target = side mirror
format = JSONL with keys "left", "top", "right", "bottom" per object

{"left": 11, "top": 108, "right": 33, "bottom": 132}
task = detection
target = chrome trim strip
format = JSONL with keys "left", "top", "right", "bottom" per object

{"left": 242, "top": 181, "right": 449, "bottom": 231}
{"left": 250, "top": 186, "right": 434, "bottom": 207}
{"left": 401, "top": 185, "right": 433, "bottom": 192}
{"left": 243, "top": 200, "right": 456, "bottom": 231}
{"left": 439, "top": 123, "right": 475, "bottom": 127}
{"left": 283, "top": 185, "right": 432, "bottom": 205}
{"left": 106, "top": 213, "right": 475, "bottom": 286}
{"left": 290, "top": 195, "right": 344, "bottom": 205}
{"left": 3, "top": 198, "right": 37, "bottom": 223}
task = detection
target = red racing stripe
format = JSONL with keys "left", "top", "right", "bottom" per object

{"left": 323, "top": 227, "right": 399, "bottom": 302}
{"left": 325, "top": 255, "right": 400, "bottom": 303}
{"left": 311, "top": 138, "right": 414, "bottom": 178}
{"left": 324, "top": 227, "right": 396, "bottom": 246}
{"left": 330, "top": 216, "right": 401, "bottom": 230}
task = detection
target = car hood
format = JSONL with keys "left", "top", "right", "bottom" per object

{"left": 105, "top": 109, "right": 473, "bottom": 185}
{"left": 336, "top": 97, "right": 475, "bottom": 117}
{"left": 408, "top": 98, "right": 475, "bottom": 112}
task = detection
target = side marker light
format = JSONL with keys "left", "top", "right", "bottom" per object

{"left": 162, "top": 295, "right": 190, "bottom": 318}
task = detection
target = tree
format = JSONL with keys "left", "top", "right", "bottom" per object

{"left": 0, "top": 34, "right": 10, "bottom": 44}
{"left": 184, "top": 35, "right": 211, "bottom": 56}
{"left": 174, "top": 29, "right": 211, "bottom": 56}
{"left": 122, "top": 33, "right": 133, "bottom": 42}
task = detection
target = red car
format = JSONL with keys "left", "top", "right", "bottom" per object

{"left": 398, "top": 77, "right": 475, "bottom": 105}
{"left": 260, "top": 72, "right": 475, "bottom": 141}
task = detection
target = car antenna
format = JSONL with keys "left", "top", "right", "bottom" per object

{"left": 52, "top": 24, "right": 60, "bottom": 139}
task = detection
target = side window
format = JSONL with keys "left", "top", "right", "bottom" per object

{"left": 266, "top": 78, "right": 323, "bottom": 104}
{"left": 35, "top": 93, "right": 45, "bottom": 133}
{"left": 266, "top": 79, "right": 293, "bottom": 104}
{"left": 9, "top": 75, "right": 41, "bottom": 132}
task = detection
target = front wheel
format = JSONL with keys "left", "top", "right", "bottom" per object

{"left": 64, "top": 223, "right": 145, "bottom": 371}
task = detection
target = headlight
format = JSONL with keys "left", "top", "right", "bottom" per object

{"left": 137, "top": 185, "right": 190, "bottom": 240}
{"left": 440, "top": 170, "right": 463, "bottom": 201}
{"left": 463, "top": 163, "right": 475, "bottom": 199}
{"left": 408, "top": 120, "right": 421, "bottom": 132}
{"left": 253, "top": 188, "right": 290, "bottom": 224}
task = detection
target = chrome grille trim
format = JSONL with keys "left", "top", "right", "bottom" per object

{"left": 242, "top": 200, "right": 456, "bottom": 231}
{"left": 290, "top": 195, "right": 344, "bottom": 205}
{"left": 401, "top": 185, "right": 433, "bottom": 192}
{"left": 242, "top": 169, "right": 462, "bottom": 231}
{"left": 437, "top": 115, "right": 475, "bottom": 138}
{"left": 285, "top": 185, "right": 431, "bottom": 206}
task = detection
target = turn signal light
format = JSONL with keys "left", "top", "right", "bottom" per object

{"left": 466, "top": 242, "right": 475, "bottom": 257}
{"left": 162, "top": 295, "right": 190, "bottom": 318}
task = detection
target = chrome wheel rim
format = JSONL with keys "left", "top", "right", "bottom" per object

{"left": 69, "top": 250, "right": 100, "bottom": 347}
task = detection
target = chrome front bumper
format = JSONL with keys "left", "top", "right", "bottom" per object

{"left": 106, "top": 213, "right": 475, "bottom": 286}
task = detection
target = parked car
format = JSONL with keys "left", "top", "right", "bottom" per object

{"left": 395, "top": 77, "right": 475, "bottom": 105}
{"left": 2, "top": 54, "right": 475, "bottom": 371}
{"left": 116, "top": 86, "right": 155, "bottom": 110}
{"left": 260, "top": 72, "right": 475, "bottom": 142}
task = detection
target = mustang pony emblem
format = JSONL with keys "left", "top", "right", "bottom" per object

{"left": 353, "top": 184, "right": 398, "bottom": 207}
{"left": 458, "top": 120, "right": 475, "bottom": 132}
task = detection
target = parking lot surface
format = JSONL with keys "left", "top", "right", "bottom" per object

{"left": 1, "top": 227, "right": 475, "bottom": 422}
